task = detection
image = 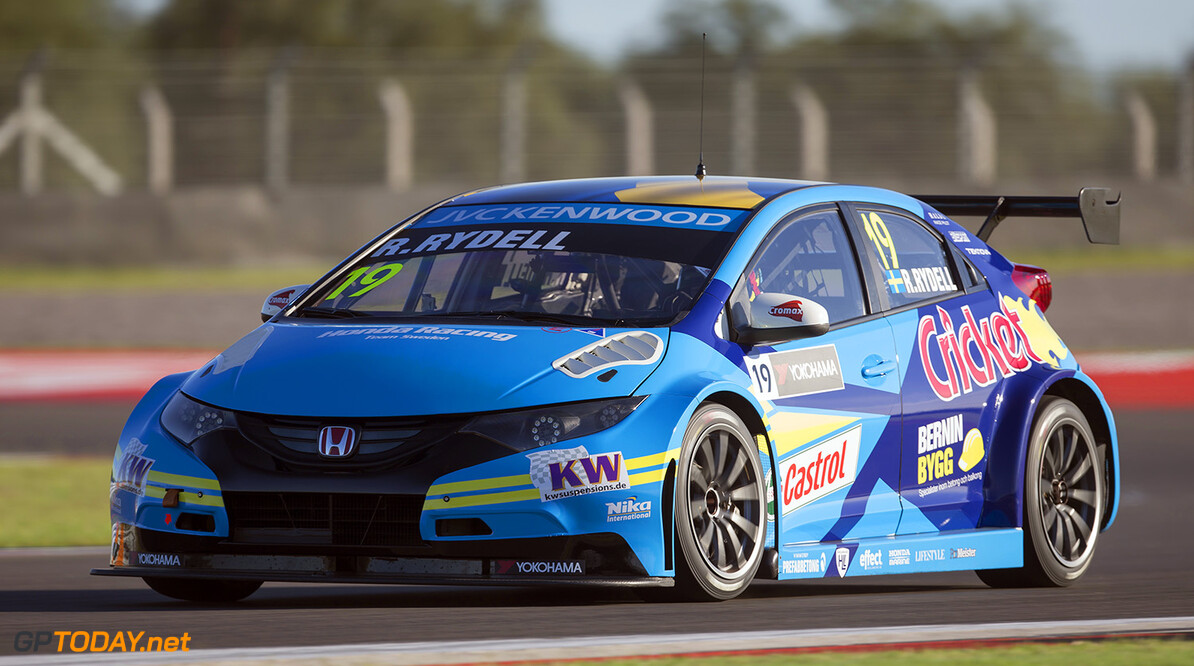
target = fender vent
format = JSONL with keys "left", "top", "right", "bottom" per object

{"left": 552, "top": 331, "right": 664, "bottom": 379}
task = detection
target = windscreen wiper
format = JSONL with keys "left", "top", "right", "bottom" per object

{"left": 296, "top": 306, "right": 374, "bottom": 319}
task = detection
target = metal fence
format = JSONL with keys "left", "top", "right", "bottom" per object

{"left": 0, "top": 48, "right": 1190, "bottom": 194}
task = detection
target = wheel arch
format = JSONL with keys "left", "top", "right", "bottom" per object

{"left": 1042, "top": 375, "right": 1119, "bottom": 529}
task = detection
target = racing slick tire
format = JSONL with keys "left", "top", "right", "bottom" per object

{"left": 978, "top": 397, "right": 1104, "bottom": 588}
{"left": 144, "top": 577, "right": 263, "bottom": 603}
{"left": 671, "top": 404, "right": 766, "bottom": 601}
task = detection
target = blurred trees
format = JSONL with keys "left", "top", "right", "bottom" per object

{"left": 0, "top": 0, "right": 1182, "bottom": 189}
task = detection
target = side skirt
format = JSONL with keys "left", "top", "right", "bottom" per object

{"left": 778, "top": 528, "right": 1023, "bottom": 579}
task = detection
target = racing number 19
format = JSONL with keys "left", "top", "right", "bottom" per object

{"left": 325, "top": 263, "right": 403, "bottom": 300}
{"left": 862, "top": 212, "right": 899, "bottom": 271}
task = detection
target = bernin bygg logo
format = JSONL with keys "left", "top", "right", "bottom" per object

{"left": 768, "top": 299, "right": 804, "bottom": 323}
{"left": 527, "top": 446, "right": 628, "bottom": 501}
{"left": 318, "top": 426, "right": 357, "bottom": 458}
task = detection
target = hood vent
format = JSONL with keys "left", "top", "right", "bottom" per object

{"left": 552, "top": 331, "right": 664, "bottom": 379}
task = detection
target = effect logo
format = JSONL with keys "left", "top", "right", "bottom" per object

{"left": 527, "top": 446, "right": 628, "bottom": 502}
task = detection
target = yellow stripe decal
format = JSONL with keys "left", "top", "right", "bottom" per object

{"left": 428, "top": 474, "right": 532, "bottom": 496}
{"left": 147, "top": 470, "right": 222, "bottom": 491}
{"left": 768, "top": 412, "right": 860, "bottom": 457}
{"left": 143, "top": 485, "right": 224, "bottom": 508}
{"left": 629, "top": 469, "right": 667, "bottom": 486}
{"left": 424, "top": 488, "right": 539, "bottom": 511}
{"left": 626, "top": 449, "right": 679, "bottom": 470}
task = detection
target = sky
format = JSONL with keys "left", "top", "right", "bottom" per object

{"left": 542, "top": 0, "right": 1194, "bottom": 72}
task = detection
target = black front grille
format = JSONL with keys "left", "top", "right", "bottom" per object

{"left": 236, "top": 413, "right": 467, "bottom": 470}
{"left": 223, "top": 492, "right": 424, "bottom": 548}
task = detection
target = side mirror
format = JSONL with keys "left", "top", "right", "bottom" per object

{"left": 261, "top": 285, "right": 310, "bottom": 322}
{"left": 731, "top": 292, "right": 831, "bottom": 346}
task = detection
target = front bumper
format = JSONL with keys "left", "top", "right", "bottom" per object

{"left": 103, "top": 381, "right": 695, "bottom": 583}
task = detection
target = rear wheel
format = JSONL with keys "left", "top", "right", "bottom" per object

{"left": 144, "top": 577, "right": 262, "bottom": 602}
{"left": 672, "top": 404, "right": 766, "bottom": 600}
{"left": 978, "top": 397, "right": 1104, "bottom": 588}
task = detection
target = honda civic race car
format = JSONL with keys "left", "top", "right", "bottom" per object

{"left": 94, "top": 176, "right": 1121, "bottom": 601}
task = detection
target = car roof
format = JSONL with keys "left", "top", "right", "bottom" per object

{"left": 447, "top": 175, "right": 825, "bottom": 210}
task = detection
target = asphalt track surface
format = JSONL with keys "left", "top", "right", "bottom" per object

{"left": 0, "top": 408, "right": 1190, "bottom": 656}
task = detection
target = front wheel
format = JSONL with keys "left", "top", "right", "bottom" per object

{"left": 978, "top": 397, "right": 1104, "bottom": 588}
{"left": 672, "top": 404, "right": 766, "bottom": 600}
{"left": 144, "top": 577, "right": 263, "bottom": 602}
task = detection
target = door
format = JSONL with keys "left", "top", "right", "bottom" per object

{"left": 844, "top": 204, "right": 997, "bottom": 535}
{"left": 734, "top": 207, "right": 904, "bottom": 546}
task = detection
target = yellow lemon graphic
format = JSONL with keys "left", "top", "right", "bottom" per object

{"left": 958, "top": 428, "right": 985, "bottom": 472}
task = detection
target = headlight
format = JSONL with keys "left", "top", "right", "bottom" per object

{"left": 462, "top": 397, "right": 646, "bottom": 452}
{"left": 160, "top": 392, "right": 237, "bottom": 447}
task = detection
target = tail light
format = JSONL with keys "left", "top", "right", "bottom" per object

{"left": 1011, "top": 263, "right": 1052, "bottom": 312}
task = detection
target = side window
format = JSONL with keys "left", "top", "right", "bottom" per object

{"left": 856, "top": 209, "right": 960, "bottom": 309}
{"left": 743, "top": 209, "right": 866, "bottom": 323}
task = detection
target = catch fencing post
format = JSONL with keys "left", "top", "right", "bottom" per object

{"left": 790, "top": 84, "right": 828, "bottom": 181}
{"left": 619, "top": 81, "right": 653, "bottom": 176}
{"left": 140, "top": 86, "right": 173, "bottom": 194}
{"left": 1125, "top": 92, "right": 1157, "bottom": 182}
{"left": 379, "top": 79, "right": 413, "bottom": 191}
{"left": 265, "top": 49, "right": 295, "bottom": 193}
{"left": 957, "top": 70, "right": 996, "bottom": 185}
{"left": 0, "top": 51, "right": 122, "bottom": 195}
{"left": 1180, "top": 57, "right": 1194, "bottom": 184}
{"left": 19, "top": 67, "right": 43, "bottom": 195}
{"left": 500, "top": 66, "right": 527, "bottom": 184}
{"left": 730, "top": 60, "right": 756, "bottom": 175}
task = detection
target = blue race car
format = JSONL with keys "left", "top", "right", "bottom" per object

{"left": 94, "top": 176, "right": 1121, "bottom": 601}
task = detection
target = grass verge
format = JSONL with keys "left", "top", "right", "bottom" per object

{"left": 0, "top": 264, "right": 330, "bottom": 291}
{"left": 0, "top": 456, "right": 111, "bottom": 548}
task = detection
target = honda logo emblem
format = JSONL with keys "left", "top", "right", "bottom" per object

{"left": 318, "top": 426, "right": 357, "bottom": 458}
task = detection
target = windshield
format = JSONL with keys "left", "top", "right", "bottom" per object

{"left": 296, "top": 203, "right": 747, "bottom": 326}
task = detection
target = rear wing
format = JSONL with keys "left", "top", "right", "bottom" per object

{"left": 914, "top": 187, "right": 1121, "bottom": 245}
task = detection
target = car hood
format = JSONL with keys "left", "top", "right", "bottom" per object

{"left": 180, "top": 321, "right": 668, "bottom": 417}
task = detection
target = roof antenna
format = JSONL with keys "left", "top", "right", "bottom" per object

{"left": 694, "top": 32, "right": 707, "bottom": 181}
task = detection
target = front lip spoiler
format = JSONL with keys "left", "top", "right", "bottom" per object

{"left": 90, "top": 566, "right": 673, "bottom": 588}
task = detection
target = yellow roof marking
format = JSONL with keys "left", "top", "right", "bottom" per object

{"left": 147, "top": 470, "right": 222, "bottom": 491}
{"left": 614, "top": 181, "right": 763, "bottom": 208}
{"left": 423, "top": 488, "right": 540, "bottom": 511}
{"left": 768, "top": 412, "right": 859, "bottom": 457}
{"left": 428, "top": 474, "right": 532, "bottom": 496}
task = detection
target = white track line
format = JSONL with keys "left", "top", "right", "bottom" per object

{"left": 4, "top": 615, "right": 1192, "bottom": 666}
